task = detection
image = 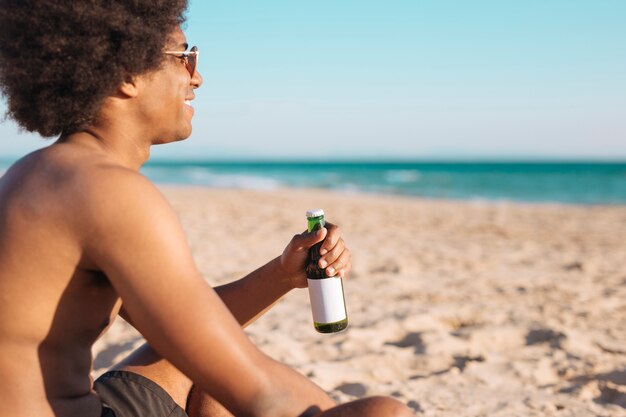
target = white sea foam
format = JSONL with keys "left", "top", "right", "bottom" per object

{"left": 333, "top": 183, "right": 362, "bottom": 194}
{"left": 384, "top": 169, "right": 420, "bottom": 183}
{"left": 209, "top": 174, "right": 282, "bottom": 190}
{"left": 145, "top": 166, "right": 285, "bottom": 190}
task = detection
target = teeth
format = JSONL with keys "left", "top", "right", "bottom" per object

{"left": 185, "top": 100, "right": 191, "bottom": 105}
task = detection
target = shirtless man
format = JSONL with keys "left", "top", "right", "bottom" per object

{"left": 0, "top": 1, "right": 413, "bottom": 417}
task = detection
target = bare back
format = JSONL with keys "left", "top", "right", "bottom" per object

{"left": 0, "top": 144, "right": 125, "bottom": 417}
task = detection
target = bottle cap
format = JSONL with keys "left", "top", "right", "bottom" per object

{"left": 306, "top": 208, "right": 325, "bottom": 218}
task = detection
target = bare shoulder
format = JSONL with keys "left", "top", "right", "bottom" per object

{"left": 72, "top": 156, "right": 173, "bottom": 231}
{"left": 81, "top": 165, "right": 191, "bottom": 266}
{"left": 56, "top": 152, "right": 190, "bottom": 270}
{"left": 0, "top": 143, "right": 182, "bottom": 268}
{"left": 1, "top": 144, "right": 169, "bottom": 222}
{"left": 44, "top": 145, "right": 175, "bottom": 240}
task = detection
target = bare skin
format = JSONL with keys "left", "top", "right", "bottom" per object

{"left": 0, "top": 28, "right": 412, "bottom": 417}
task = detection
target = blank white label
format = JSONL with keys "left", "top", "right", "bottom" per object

{"left": 307, "top": 277, "right": 347, "bottom": 324}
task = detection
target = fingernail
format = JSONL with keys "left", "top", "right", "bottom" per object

{"left": 327, "top": 266, "right": 335, "bottom": 276}
{"left": 320, "top": 248, "right": 328, "bottom": 255}
{"left": 319, "top": 259, "right": 327, "bottom": 268}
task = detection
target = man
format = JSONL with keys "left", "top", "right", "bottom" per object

{"left": 0, "top": 1, "right": 414, "bottom": 416}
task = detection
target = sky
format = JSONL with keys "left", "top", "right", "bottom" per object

{"left": 1, "top": 0, "right": 625, "bottom": 161}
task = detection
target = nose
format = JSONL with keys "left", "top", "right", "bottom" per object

{"left": 191, "top": 69, "right": 203, "bottom": 89}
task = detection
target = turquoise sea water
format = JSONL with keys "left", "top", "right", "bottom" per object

{"left": 1, "top": 159, "right": 625, "bottom": 204}
{"left": 139, "top": 161, "right": 626, "bottom": 205}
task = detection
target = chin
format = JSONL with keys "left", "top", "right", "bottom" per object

{"left": 154, "top": 126, "right": 193, "bottom": 145}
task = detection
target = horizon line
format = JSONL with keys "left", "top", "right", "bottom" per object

{"left": 2, "top": 156, "right": 626, "bottom": 165}
{"left": 144, "top": 158, "right": 626, "bottom": 165}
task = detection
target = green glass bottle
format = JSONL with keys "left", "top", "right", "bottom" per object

{"left": 305, "top": 209, "right": 348, "bottom": 333}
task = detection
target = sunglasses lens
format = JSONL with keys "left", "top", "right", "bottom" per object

{"left": 187, "top": 46, "right": 198, "bottom": 77}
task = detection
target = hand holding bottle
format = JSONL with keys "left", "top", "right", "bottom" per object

{"left": 278, "top": 219, "right": 352, "bottom": 290}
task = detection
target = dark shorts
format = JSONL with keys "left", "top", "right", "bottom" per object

{"left": 94, "top": 370, "right": 188, "bottom": 417}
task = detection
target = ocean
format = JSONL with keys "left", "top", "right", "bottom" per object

{"left": 140, "top": 161, "right": 626, "bottom": 205}
{"left": 1, "top": 159, "right": 625, "bottom": 205}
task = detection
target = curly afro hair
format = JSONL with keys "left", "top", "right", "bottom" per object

{"left": 0, "top": 0, "right": 188, "bottom": 137}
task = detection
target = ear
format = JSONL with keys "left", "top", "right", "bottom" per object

{"left": 118, "top": 74, "right": 140, "bottom": 98}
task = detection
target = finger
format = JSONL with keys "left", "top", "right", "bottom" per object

{"left": 338, "top": 261, "right": 352, "bottom": 278}
{"left": 319, "top": 222, "right": 341, "bottom": 255}
{"left": 318, "top": 238, "right": 344, "bottom": 268}
{"left": 324, "top": 248, "right": 351, "bottom": 277}
{"left": 291, "top": 227, "right": 327, "bottom": 252}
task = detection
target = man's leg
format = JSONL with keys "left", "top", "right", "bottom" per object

{"left": 186, "top": 385, "right": 233, "bottom": 417}
{"left": 313, "top": 397, "right": 415, "bottom": 417}
{"left": 110, "top": 343, "right": 193, "bottom": 410}
{"left": 187, "top": 387, "right": 414, "bottom": 417}
{"left": 112, "top": 343, "right": 414, "bottom": 417}
{"left": 111, "top": 343, "right": 235, "bottom": 416}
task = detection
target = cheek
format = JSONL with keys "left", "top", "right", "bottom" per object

{"left": 149, "top": 87, "right": 183, "bottom": 116}
{"left": 140, "top": 72, "right": 188, "bottom": 119}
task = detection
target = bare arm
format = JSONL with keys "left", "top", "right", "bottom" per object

{"left": 120, "top": 257, "right": 291, "bottom": 330}
{"left": 213, "top": 257, "right": 292, "bottom": 328}
{"left": 214, "top": 223, "right": 352, "bottom": 328}
{"left": 83, "top": 171, "right": 334, "bottom": 417}
{"left": 120, "top": 223, "right": 351, "bottom": 329}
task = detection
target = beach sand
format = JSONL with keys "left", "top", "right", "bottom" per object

{"left": 92, "top": 186, "right": 626, "bottom": 416}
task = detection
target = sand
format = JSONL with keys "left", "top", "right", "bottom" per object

{"left": 92, "top": 186, "right": 626, "bottom": 416}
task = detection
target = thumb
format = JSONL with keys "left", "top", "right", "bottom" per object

{"left": 292, "top": 227, "right": 327, "bottom": 251}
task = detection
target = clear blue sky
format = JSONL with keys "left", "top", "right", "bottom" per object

{"left": 1, "top": 0, "right": 625, "bottom": 160}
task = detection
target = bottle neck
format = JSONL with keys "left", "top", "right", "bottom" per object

{"left": 307, "top": 215, "right": 325, "bottom": 233}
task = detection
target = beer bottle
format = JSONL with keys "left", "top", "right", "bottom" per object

{"left": 305, "top": 209, "right": 348, "bottom": 333}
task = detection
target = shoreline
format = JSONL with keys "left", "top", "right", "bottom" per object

{"left": 156, "top": 183, "right": 626, "bottom": 209}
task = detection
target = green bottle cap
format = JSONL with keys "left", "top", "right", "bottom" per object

{"left": 306, "top": 209, "right": 325, "bottom": 218}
